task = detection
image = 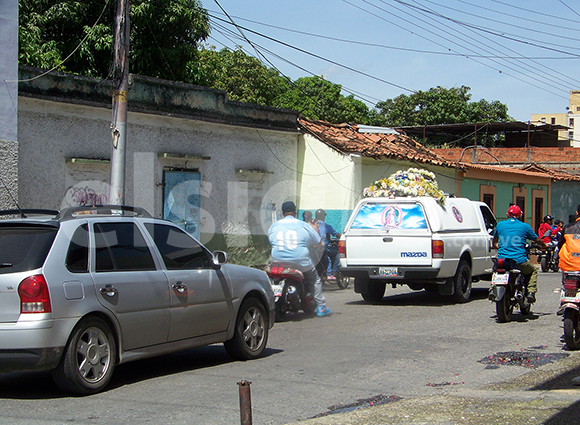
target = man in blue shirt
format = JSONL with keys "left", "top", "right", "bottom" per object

{"left": 493, "top": 205, "right": 546, "bottom": 303}
{"left": 268, "top": 201, "right": 331, "bottom": 317}
{"left": 315, "top": 209, "right": 342, "bottom": 281}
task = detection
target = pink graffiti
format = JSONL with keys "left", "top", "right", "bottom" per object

{"left": 71, "top": 186, "right": 108, "bottom": 206}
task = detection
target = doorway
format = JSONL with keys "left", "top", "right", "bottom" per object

{"left": 163, "top": 170, "right": 201, "bottom": 239}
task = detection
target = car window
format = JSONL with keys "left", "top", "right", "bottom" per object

{"left": 144, "top": 223, "right": 211, "bottom": 269}
{"left": 480, "top": 205, "right": 497, "bottom": 234}
{"left": 94, "top": 222, "right": 156, "bottom": 272}
{"left": 66, "top": 224, "right": 89, "bottom": 273}
{"left": 0, "top": 226, "right": 57, "bottom": 274}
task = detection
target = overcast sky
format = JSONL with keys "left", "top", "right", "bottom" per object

{"left": 205, "top": 0, "right": 580, "bottom": 122}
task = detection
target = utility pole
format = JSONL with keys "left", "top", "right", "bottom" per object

{"left": 110, "top": 0, "right": 130, "bottom": 205}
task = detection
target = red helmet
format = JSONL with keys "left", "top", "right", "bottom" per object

{"left": 507, "top": 205, "right": 522, "bottom": 218}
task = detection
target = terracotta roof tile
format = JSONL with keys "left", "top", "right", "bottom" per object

{"left": 298, "top": 118, "right": 455, "bottom": 168}
{"left": 430, "top": 147, "right": 580, "bottom": 181}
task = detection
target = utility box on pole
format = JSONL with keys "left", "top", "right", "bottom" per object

{"left": 110, "top": 0, "right": 130, "bottom": 205}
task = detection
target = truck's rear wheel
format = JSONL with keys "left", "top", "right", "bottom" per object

{"left": 361, "top": 282, "right": 385, "bottom": 304}
{"left": 452, "top": 260, "right": 472, "bottom": 303}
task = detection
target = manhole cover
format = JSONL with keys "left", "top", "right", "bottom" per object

{"left": 479, "top": 350, "right": 568, "bottom": 368}
{"left": 313, "top": 394, "right": 402, "bottom": 417}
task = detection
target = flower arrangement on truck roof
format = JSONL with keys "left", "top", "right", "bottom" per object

{"left": 363, "top": 168, "right": 446, "bottom": 205}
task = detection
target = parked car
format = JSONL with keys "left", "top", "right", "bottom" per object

{"left": 0, "top": 205, "right": 274, "bottom": 395}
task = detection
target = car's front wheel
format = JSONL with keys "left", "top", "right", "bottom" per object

{"left": 51, "top": 316, "right": 116, "bottom": 395}
{"left": 225, "top": 297, "right": 269, "bottom": 360}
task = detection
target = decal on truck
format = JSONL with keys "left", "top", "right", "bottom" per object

{"left": 350, "top": 203, "right": 428, "bottom": 230}
{"left": 452, "top": 206, "right": 464, "bottom": 223}
{"left": 401, "top": 252, "right": 428, "bottom": 257}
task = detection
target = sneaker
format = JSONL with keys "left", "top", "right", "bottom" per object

{"left": 527, "top": 292, "right": 536, "bottom": 304}
{"left": 316, "top": 305, "right": 332, "bottom": 317}
{"left": 327, "top": 275, "right": 337, "bottom": 281}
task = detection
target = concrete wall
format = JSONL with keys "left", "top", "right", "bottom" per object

{"left": 0, "top": 1, "right": 19, "bottom": 206}
{"left": 17, "top": 97, "right": 298, "bottom": 246}
{"left": 551, "top": 181, "right": 580, "bottom": 225}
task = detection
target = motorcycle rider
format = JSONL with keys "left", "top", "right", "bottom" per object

{"left": 268, "top": 201, "right": 332, "bottom": 317}
{"left": 538, "top": 215, "right": 557, "bottom": 248}
{"left": 493, "top": 205, "right": 546, "bottom": 304}
{"left": 558, "top": 203, "right": 580, "bottom": 272}
{"left": 314, "top": 208, "right": 341, "bottom": 282}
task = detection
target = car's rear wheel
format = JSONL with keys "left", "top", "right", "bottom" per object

{"left": 51, "top": 317, "right": 116, "bottom": 395}
{"left": 361, "top": 282, "right": 385, "bottom": 304}
{"left": 225, "top": 297, "right": 269, "bottom": 360}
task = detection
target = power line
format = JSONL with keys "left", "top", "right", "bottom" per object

{"left": 208, "top": 9, "right": 578, "bottom": 60}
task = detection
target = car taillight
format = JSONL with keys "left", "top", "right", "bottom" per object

{"left": 432, "top": 240, "right": 444, "bottom": 258}
{"left": 339, "top": 240, "right": 346, "bottom": 257}
{"left": 18, "top": 274, "right": 52, "bottom": 313}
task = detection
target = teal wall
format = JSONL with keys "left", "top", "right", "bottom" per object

{"left": 299, "top": 209, "right": 352, "bottom": 234}
{"left": 459, "top": 177, "right": 549, "bottom": 225}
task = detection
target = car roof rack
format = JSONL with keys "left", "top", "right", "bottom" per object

{"left": 0, "top": 208, "right": 59, "bottom": 218}
{"left": 58, "top": 205, "right": 152, "bottom": 220}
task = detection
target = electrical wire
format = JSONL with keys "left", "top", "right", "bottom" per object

{"left": 386, "top": 0, "right": 580, "bottom": 92}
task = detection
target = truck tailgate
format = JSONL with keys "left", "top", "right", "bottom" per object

{"left": 345, "top": 233, "right": 432, "bottom": 266}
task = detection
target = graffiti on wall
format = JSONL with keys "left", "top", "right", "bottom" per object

{"left": 62, "top": 181, "right": 110, "bottom": 208}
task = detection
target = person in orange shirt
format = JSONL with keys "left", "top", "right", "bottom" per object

{"left": 558, "top": 204, "right": 580, "bottom": 272}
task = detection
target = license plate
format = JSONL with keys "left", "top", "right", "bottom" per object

{"left": 492, "top": 272, "right": 509, "bottom": 285}
{"left": 378, "top": 267, "right": 398, "bottom": 277}
{"left": 271, "top": 284, "right": 283, "bottom": 298}
{"left": 561, "top": 289, "right": 580, "bottom": 302}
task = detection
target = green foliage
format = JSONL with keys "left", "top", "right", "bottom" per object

{"left": 375, "top": 86, "right": 511, "bottom": 127}
{"left": 19, "top": 0, "right": 209, "bottom": 81}
{"left": 274, "top": 76, "right": 371, "bottom": 124}
{"left": 187, "top": 47, "right": 290, "bottom": 106}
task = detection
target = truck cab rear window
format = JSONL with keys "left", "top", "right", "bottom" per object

{"left": 350, "top": 203, "right": 427, "bottom": 230}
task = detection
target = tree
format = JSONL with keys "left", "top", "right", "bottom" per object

{"left": 187, "top": 47, "right": 290, "bottom": 106}
{"left": 274, "top": 76, "right": 371, "bottom": 124}
{"left": 18, "top": 0, "right": 210, "bottom": 81}
{"left": 374, "top": 86, "right": 511, "bottom": 127}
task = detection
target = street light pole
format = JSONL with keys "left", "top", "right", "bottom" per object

{"left": 110, "top": 0, "right": 130, "bottom": 205}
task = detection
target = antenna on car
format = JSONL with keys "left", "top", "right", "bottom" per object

{"left": 0, "top": 176, "right": 26, "bottom": 218}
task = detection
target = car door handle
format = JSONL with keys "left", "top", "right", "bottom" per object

{"left": 99, "top": 285, "right": 118, "bottom": 297}
{"left": 172, "top": 282, "right": 187, "bottom": 293}
{"left": 383, "top": 237, "right": 393, "bottom": 242}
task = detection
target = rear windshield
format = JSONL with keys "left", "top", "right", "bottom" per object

{"left": 350, "top": 203, "right": 427, "bottom": 230}
{"left": 0, "top": 226, "right": 57, "bottom": 274}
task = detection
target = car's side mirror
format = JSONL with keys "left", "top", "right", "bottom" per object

{"left": 212, "top": 251, "right": 228, "bottom": 268}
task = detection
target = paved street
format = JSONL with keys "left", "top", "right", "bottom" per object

{"left": 0, "top": 271, "right": 576, "bottom": 424}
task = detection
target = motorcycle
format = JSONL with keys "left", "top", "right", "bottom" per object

{"left": 325, "top": 234, "right": 349, "bottom": 290}
{"left": 488, "top": 258, "right": 532, "bottom": 322}
{"left": 265, "top": 261, "right": 316, "bottom": 321}
{"left": 558, "top": 271, "right": 580, "bottom": 350}
{"left": 537, "top": 244, "right": 559, "bottom": 272}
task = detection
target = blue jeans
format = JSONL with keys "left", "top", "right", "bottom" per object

{"left": 327, "top": 246, "right": 340, "bottom": 275}
{"left": 303, "top": 268, "right": 326, "bottom": 307}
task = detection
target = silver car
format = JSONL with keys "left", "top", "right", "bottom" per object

{"left": 0, "top": 206, "right": 274, "bottom": 395}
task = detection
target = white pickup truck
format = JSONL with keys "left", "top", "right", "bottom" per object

{"left": 339, "top": 196, "right": 497, "bottom": 303}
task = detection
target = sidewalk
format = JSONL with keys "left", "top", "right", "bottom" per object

{"left": 286, "top": 352, "right": 580, "bottom": 425}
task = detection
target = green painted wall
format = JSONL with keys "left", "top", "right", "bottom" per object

{"left": 459, "top": 177, "right": 549, "bottom": 225}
